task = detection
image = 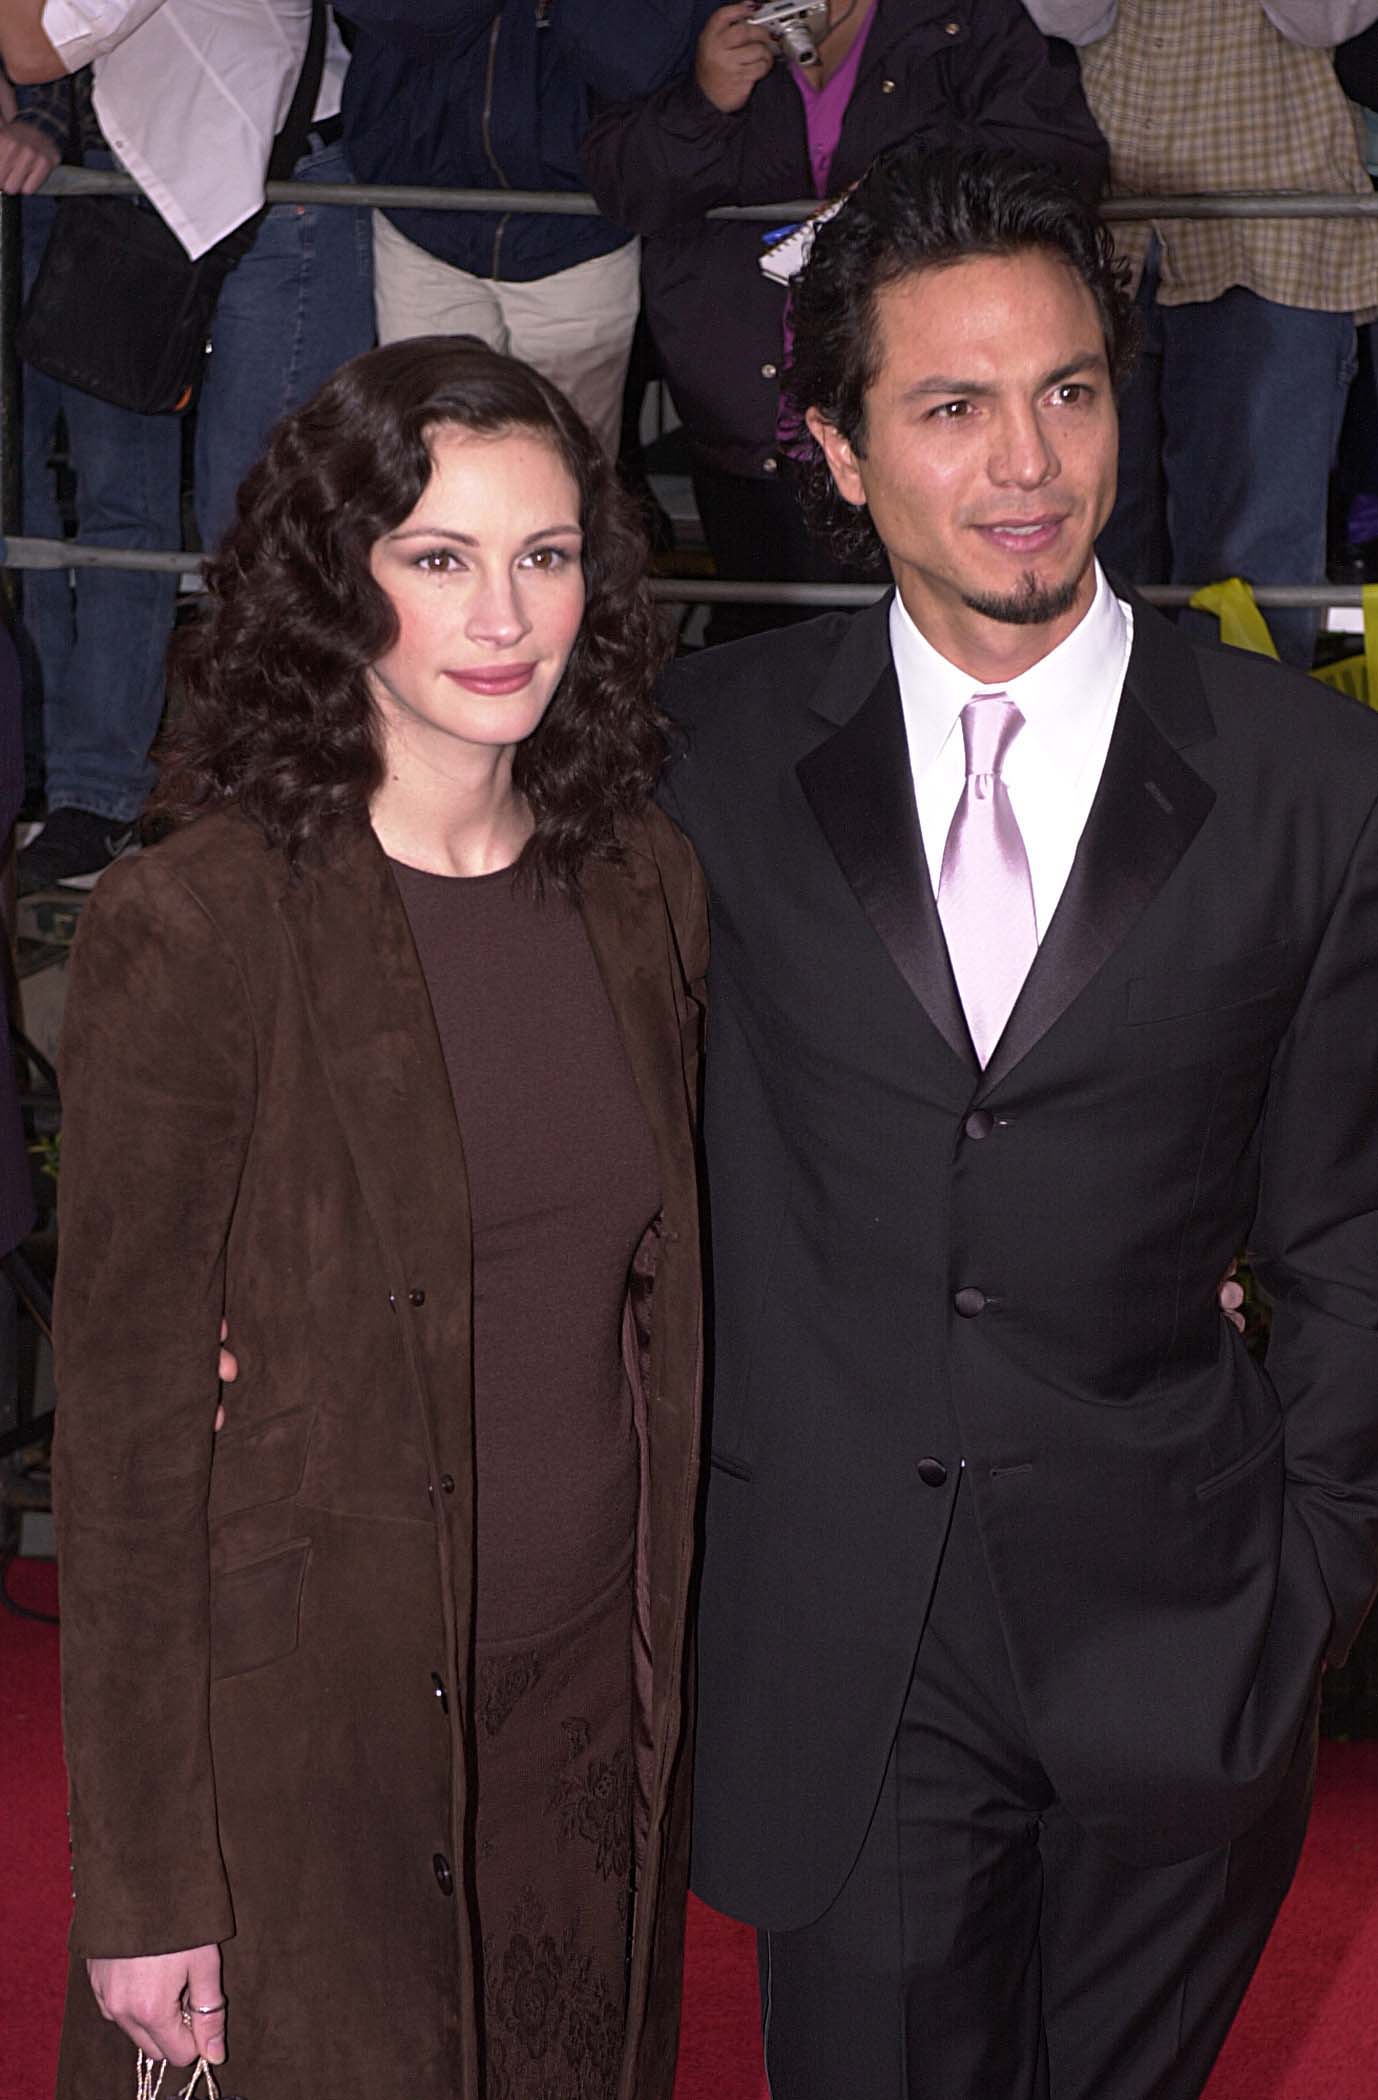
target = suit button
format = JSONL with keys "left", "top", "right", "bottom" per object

{"left": 964, "top": 1110, "right": 994, "bottom": 1141}
{"left": 438, "top": 1472, "right": 456, "bottom": 1494}
{"left": 433, "top": 1852, "right": 454, "bottom": 1896}
{"left": 954, "top": 1287, "right": 987, "bottom": 1318}
{"left": 916, "top": 1457, "right": 948, "bottom": 1488}
{"left": 409, "top": 1287, "right": 426, "bottom": 1307}
{"left": 762, "top": 456, "right": 779, "bottom": 475}
{"left": 761, "top": 361, "right": 778, "bottom": 378}
{"left": 431, "top": 1673, "right": 448, "bottom": 1713}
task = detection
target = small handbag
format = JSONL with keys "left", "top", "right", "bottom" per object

{"left": 16, "top": 0, "right": 325, "bottom": 415}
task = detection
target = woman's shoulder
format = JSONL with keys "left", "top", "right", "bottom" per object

{"left": 81, "top": 810, "right": 290, "bottom": 940}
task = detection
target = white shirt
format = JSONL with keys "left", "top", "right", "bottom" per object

{"left": 889, "top": 563, "right": 1133, "bottom": 940}
{"left": 41, "top": 0, "right": 348, "bottom": 258}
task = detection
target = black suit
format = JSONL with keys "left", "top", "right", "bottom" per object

{"left": 659, "top": 591, "right": 1378, "bottom": 2096}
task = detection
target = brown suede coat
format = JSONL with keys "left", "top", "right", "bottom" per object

{"left": 52, "top": 805, "right": 706, "bottom": 2100}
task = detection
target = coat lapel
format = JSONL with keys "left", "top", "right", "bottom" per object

{"left": 979, "top": 595, "right": 1218, "bottom": 1091}
{"left": 796, "top": 598, "right": 975, "bottom": 1069}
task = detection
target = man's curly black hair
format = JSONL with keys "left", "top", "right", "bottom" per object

{"left": 780, "top": 146, "right": 1138, "bottom": 563}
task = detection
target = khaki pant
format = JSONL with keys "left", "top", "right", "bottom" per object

{"left": 373, "top": 214, "right": 640, "bottom": 455}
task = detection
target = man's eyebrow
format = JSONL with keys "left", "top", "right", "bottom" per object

{"left": 900, "top": 351, "right": 1108, "bottom": 400}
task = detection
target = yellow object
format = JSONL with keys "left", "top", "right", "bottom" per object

{"left": 1187, "top": 577, "right": 1378, "bottom": 710}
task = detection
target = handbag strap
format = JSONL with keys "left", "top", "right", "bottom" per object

{"left": 266, "top": 0, "right": 329, "bottom": 184}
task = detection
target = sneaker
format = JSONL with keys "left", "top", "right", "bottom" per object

{"left": 18, "top": 808, "right": 138, "bottom": 895}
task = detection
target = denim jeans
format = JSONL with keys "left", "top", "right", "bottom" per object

{"left": 1098, "top": 248, "right": 1357, "bottom": 668}
{"left": 20, "top": 164, "right": 183, "bottom": 823}
{"left": 194, "top": 133, "right": 375, "bottom": 550}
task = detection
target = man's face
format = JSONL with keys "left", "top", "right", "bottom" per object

{"left": 808, "top": 249, "right": 1119, "bottom": 680}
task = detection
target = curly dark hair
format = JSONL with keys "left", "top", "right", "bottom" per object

{"left": 781, "top": 146, "right": 1139, "bottom": 563}
{"left": 153, "top": 336, "right": 670, "bottom": 890}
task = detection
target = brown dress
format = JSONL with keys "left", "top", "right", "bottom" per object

{"left": 391, "top": 859, "right": 660, "bottom": 2100}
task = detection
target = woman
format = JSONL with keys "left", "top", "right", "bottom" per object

{"left": 52, "top": 338, "right": 706, "bottom": 2100}
{"left": 582, "top": 0, "right": 1107, "bottom": 644}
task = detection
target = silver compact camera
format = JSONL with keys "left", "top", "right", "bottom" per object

{"left": 748, "top": 0, "right": 826, "bottom": 69}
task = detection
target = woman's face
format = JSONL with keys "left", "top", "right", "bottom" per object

{"left": 366, "top": 422, "right": 586, "bottom": 768}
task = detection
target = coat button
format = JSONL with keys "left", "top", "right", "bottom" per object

{"left": 916, "top": 1456, "right": 948, "bottom": 1489}
{"left": 762, "top": 457, "right": 779, "bottom": 475}
{"left": 431, "top": 1673, "right": 448, "bottom": 1713}
{"left": 761, "top": 361, "right": 778, "bottom": 378}
{"left": 433, "top": 1852, "right": 454, "bottom": 1896}
{"left": 409, "top": 1287, "right": 426, "bottom": 1306}
{"left": 880, "top": 76, "right": 896, "bottom": 91}
{"left": 954, "top": 1287, "right": 987, "bottom": 1318}
{"left": 944, "top": 19, "right": 960, "bottom": 33}
{"left": 964, "top": 1109, "right": 994, "bottom": 1141}
{"left": 438, "top": 1472, "right": 456, "bottom": 1494}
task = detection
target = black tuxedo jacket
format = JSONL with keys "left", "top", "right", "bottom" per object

{"left": 659, "top": 592, "right": 1378, "bottom": 1932}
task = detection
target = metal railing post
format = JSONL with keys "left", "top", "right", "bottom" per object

{"left": 0, "top": 190, "right": 22, "bottom": 620}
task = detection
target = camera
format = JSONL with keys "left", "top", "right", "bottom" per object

{"left": 748, "top": 0, "right": 826, "bottom": 70}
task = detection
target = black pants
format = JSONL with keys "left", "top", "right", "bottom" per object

{"left": 690, "top": 456, "right": 885, "bottom": 649}
{"left": 759, "top": 1480, "right": 1316, "bottom": 2100}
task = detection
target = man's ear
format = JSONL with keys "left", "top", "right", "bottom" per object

{"left": 805, "top": 409, "right": 867, "bottom": 509}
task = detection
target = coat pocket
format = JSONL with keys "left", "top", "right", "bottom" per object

{"left": 210, "top": 1536, "right": 311, "bottom": 1681}
{"left": 1125, "top": 942, "right": 1291, "bottom": 1025}
{"left": 1194, "top": 1416, "right": 1284, "bottom": 1504}
{"left": 208, "top": 1404, "right": 314, "bottom": 1520}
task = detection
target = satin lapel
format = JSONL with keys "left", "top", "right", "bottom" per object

{"left": 275, "top": 827, "right": 474, "bottom": 1292}
{"left": 578, "top": 839, "right": 699, "bottom": 1226}
{"left": 980, "top": 677, "right": 1217, "bottom": 1093}
{"left": 797, "top": 662, "right": 975, "bottom": 1069}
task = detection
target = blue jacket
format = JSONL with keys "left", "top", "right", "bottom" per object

{"left": 341, "top": 0, "right": 701, "bottom": 282}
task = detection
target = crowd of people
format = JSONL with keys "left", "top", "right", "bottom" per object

{"left": 3, "top": 9, "right": 1378, "bottom": 2100}
{"left": 0, "top": 0, "right": 1377, "bottom": 880}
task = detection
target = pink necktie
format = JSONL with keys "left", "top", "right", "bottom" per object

{"left": 937, "top": 694, "right": 1038, "bottom": 1067}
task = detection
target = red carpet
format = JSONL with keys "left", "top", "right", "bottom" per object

{"left": 3, "top": 1555, "right": 1375, "bottom": 2100}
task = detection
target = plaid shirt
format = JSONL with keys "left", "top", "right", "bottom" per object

{"left": 1077, "top": 0, "right": 1378, "bottom": 317}
{"left": 14, "top": 70, "right": 102, "bottom": 162}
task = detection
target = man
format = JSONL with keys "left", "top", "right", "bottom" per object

{"left": 658, "top": 146, "right": 1378, "bottom": 2100}
{"left": 1022, "top": 0, "right": 1378, "bottom": 668}
{"left": 3, "top": 0, "right": 374, "bottom": 892}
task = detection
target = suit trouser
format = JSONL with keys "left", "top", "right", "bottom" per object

{"left": 758, "top": 1478, "right": 1316, "bottom": 2100}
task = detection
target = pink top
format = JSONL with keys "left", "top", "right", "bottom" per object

{"left": 792, "top": 1, "right": 878, "bottom": 198}
{"left": 775, "top": 4, "right": 878, "bottom": 450}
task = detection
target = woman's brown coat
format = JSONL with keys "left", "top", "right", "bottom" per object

{"left": 52, "top": 804, "right": 706, "bottom": 2100}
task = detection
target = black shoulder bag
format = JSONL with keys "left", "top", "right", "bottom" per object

{"left": 17, "top": 0, "right": 327, "bottom": 415}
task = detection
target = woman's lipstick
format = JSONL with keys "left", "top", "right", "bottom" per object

{"left": 444, "top": 663, "right": 538, "bottom": 695}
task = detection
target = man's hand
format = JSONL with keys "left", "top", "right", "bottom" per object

{"left": 695, "top": 2, "right": 776, "bottom": 113}
{"left": 88, "top": 1945, "right": 226, "bottom": 2068}
{"left": 213, "top": 1318, "right": 238, "bottom": 1433}
{"left": 1219, "top": 1259, "right": 1245, "bottom": 1334}
{"left": 0, "top": 117, "right": 58, "bottom": 195}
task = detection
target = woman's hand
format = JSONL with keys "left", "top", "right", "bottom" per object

{"left": 88, "top": 1945, "right": 226, "bottom": 2067}
{"left": 695, "top": 2, "right": 776, "bottom": 112}
{"left": 0, "top": 116, "right": 58, "bottom": 194}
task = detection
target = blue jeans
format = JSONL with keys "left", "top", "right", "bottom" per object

{"left": 194, "top": 134, "right": 375, "bottom": 549}
{"left": 20, "top": 165, "right": 183, "bottom": 823}
{"left": 1099, "top": 250, "right": 1357, "bottom": 667}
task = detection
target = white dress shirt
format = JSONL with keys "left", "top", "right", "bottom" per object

{"left": 40, "top": 0, "right": 348, "bottom": 258}
{"left": 890, "top": 563, "right": 1133, "bottom": 941}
